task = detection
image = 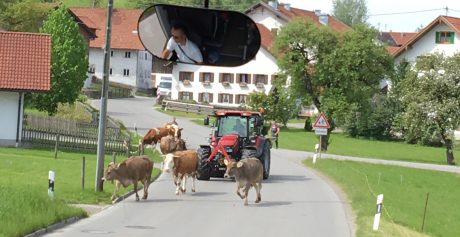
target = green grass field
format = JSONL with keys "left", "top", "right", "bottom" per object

{"left": 156, "top": 107, "right": 210, "bottom": 119}
{"left": 305, "top": 159, "right": 460, "bottom": 237}
{"left": 0, "top": 147, "right": 160, "bottom": 237}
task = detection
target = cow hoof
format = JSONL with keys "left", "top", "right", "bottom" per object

{"left": 191, "top": 188, "right": 196, "bottom": 192}
{"left": 255, "top": 199, "right": 261, "bottom": 203}
{"left": 142, "top": 196, "right": 148, "bottom": 200}
{"left": 136, "top": 196, "right": 140, "bottom": 201}
{"left": 175, "top": 191, "right": 180, "bottom": 195}
{"left": 181, "top": 188, "right": 186, "bottom": 193}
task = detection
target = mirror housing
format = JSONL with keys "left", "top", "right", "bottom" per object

{"left": 204, "top": 116, "right": 210, "bottom": 126}
{"left": 138, "top": 4, "right": 261, "bottom": 67}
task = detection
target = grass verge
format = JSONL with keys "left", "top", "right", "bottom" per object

{"left": 0, "top": 147, "right": 161, "bottom": 237}
{"left": 279, "top": 127, "right": 459, "bottom": 165}
{"left": 155, "top": 107, "right": 210, "bottom": 119}
{"left": 304, "top": 159, "right": 460, "bottom": 237}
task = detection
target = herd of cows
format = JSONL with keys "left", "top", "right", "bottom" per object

{"left": 101, "top": 122, "right": 264, "bottom": 206}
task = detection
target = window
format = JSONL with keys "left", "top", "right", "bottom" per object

{"left": 219, "top": 73, "right": 234, "bottom": 84}
{"left": 125, "top": 51, "right": 131, "bottom": 58}
{"left": 218, "top": 93, "right": 233, "bottom": 104}
{"left": 238, "top": 74, "right": 250, "bottom": 84}
{"left": 145, "top": 53, "right": 148, "bottom": 60}
{"left": 179, "top": 71, "right": 194, "bottom": 82}
{"left": 123, "top": 69, "right": 130, "bottom": 76}
{"left": 200, "top": 72, "right": 214, "bottom": 83}
{"left": 200, "top": 92, "right": 213, "bottom": 103}
{"left": 436, "top": 31, "right": 455, "bottom": 44}
{"left": 179, "top": 91, "right": 193, "bottom": 101}
{"left": 237, "top": 94, "right": 247, "bottom": 104}
{"left": 254, "top": 74, "right": 268, "bottom": 84}
{"left": 217, "top": 115, "right": 248, "bottom": 137}
{"left": 110, "top": 51, "right": 114, "bottom": 57}
{"left": 109, "top": 68, "right": 112, "bottom": 75}
{"left": 88, "top": 64, "right": 95, "bottom": 73}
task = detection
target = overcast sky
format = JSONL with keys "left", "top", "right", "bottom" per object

{"left": 279, "top": 0, "right": 460, "bottom": 32}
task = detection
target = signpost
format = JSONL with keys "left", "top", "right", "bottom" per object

{"left": 312, "top": 113, "right": 331, "bottom": 160}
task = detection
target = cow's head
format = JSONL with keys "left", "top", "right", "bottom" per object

{"left": 162, "top": 153, "right": 179, "bottom": 173}
{"left": 168, "top": 125, "right": 182, "bottom": 140}
{"left": 224, "top": 159, "right": 243, "bottom": 178}
{"left": 102, "top": 162, "right": 120, "bottom": 181}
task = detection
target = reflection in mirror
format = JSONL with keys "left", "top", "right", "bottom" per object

{"left": 138, "top": 4, "right": 261, "bottom": 67}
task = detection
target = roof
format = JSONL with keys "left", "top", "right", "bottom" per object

{"left": 215, "top": 110, "right": 261, "bottom": 117}
{"left": 246, "top": 2, "right": 350, "bottom": 33}
{"left": 0, "top": 31, "right": 51, "bottom": 91}
{"left": 68, "top": 10, "right": 97, "bottom": 40}
{"left": 385, "top": 46, "right": 400, "bottom": 55}
{"left": 70, "top": 8, "right": 144, "bottom": 50}
{"left": 256, "top": 24, "right": 275, "bottom": 51}
{"left": 393, "top": 15, "right": 460, "bottom": 57}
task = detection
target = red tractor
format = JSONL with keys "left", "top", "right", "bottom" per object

{"left": 197, "top": 110, "right": 271, "bottom": 180}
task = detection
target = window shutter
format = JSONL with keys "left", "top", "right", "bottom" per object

{"left": 199, "top": 73, "right": 203, "bottom": 82}
{"left": 247, "top": 74, "right": 252, "bottom": 84}
{"left": 264, "top": 75, "right": 268, "bottom": 84}
{"left": 178, "top": 92, "right": 183, "bottom": 100}
{"left": 235, "top": 95, "right": 240, "bottom": 104}
{"left": 230, "top": 74, "right": 234, "bottom": 83}
{"left": 199, "top": 93, "right": 202, "bottom": 102}
{"left": 218, "top": 94, "right": 222, "bottom": 103}
{"left": 229, "top": 94, "right": 233, "bottom": 104}
{"left": 190, "top": 92, "right": 193, "bottom": 101}
{"left": 209, "top": 93, "right": 214, "bottom": 103}
{"left": 210, "top": 73, "right": 214, "bottom": 82}
{"left": 219, "top": 73, "right": 223, "bottom": 82}
{"left": 179, "top": 72, "right": 183, "bottom": 81}
{"left": 190, "top": 73, "right": 194, "bottom": 82}
{"left": 435, "top": 32, "right": 440, "bottom": 43}
{"left": 450, "top": 32, "right": 455, "bottom": 44}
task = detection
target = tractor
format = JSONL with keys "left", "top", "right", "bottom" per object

{"left": 196, "top": 110, "right": 271, "bottom": 180}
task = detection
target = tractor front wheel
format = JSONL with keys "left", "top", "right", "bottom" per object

{"left": 197, "top": 147, "right": 211, "bottom": 180}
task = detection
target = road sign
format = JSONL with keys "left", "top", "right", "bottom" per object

{"left": 313, "top": 112, "right": 331, "bottom": 129}
{"left": 314, "top": 128, "right": 328, "bottom": 135}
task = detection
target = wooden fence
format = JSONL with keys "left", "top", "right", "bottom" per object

{"left": 162, "top": 100, "right": 215, "bottom": 115}
{"left": 21, "top": 114, "right": 130, "bottom": 154}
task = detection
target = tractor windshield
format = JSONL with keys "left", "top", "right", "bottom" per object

{"left": 217, "top": 116, "right": 248, "bottom": 137}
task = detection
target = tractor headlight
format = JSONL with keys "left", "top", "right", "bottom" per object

{"left": 225, "top": 147, "right": 233, "bottom": 153}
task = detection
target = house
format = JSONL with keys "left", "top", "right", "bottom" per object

{"left": 70, "top": 8, "right": 153, "bottom": 89}
{"left": 379, "top": 31, "right": 417, "bottom": 55}
{"left": 167, "top": 1, "right": 349, "bottom": 107}
{"left": 392, "top": 15, "right": 460, "bottom": 63}
{"left": 0, "top": 31, "right": 51, "bottom": 146}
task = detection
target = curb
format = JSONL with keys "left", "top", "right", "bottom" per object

{"left": 24, "top": 216, "right": 83, "bottom": 237}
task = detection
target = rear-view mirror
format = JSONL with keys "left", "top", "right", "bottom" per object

{"left": 138, "top": 4, "right": 261, "bottom": 67}
{"left": 204, "top": 116, "right": 210, "bottom": 126}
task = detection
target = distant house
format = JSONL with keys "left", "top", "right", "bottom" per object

{"left": 167, "top": 1, "right": 349, "bottom": 107}
{"left": 392, "top": 16, "right": 460, "bottom": 63}
{"left": 0, "top": 31, "right": 51, "bottom": 146}
{"left": 379, "top": 31, "right": 417, "bottom": 55}
{"left": 70, "top": 8, "right": 153, "bottom": 89}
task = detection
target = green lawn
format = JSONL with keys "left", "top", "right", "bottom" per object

{"left": 278, "top": 127, "right": 459, "bottom": 165}
{"left": 0, "top": 147, "right": 160, "bottom": 237}
{"left": 305, "top": 159, "right": 460, "bottom": 237}
{"left": 156, "top": 107, "right": 210, "bottom": 119}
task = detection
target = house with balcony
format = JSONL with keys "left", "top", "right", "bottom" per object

{"left": 168, "top": 1, "right": 349, "bottom": 107}
{"left": 70, "top": 8, "right": 153, "bottom": 89}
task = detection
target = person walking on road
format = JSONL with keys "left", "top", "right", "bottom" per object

{"left": 271, "top": 120, "right": 280, "bottom": 149}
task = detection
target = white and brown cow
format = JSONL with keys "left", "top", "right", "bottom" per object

{"left": 224, "top": 158, "right": 263, "bottom": 206}
{"left": 140, "top": 126, "right": 182, "bottom": 153}
{"left": 102, "top": 155, "right": 153, "bottom": 202}
{"left": 162, "top": 150, "right": 198, "bottom": 195}
{"left": 160, "top": 135, "right": 187, "bottom": 155}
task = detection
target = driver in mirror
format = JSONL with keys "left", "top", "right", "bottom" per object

{"left": 161, "top": 22, "right": 203, "bottom": 64}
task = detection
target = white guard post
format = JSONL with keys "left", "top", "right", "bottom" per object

{"left": 373, "top": 194, "right": 384, "bottom": 231}
{"left": 48, "top": 170, "right": 55, "bottom": 199}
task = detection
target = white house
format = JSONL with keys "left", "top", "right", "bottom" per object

{"left": 167, "top": 1, "right": 349, "bottom": 107}
{"left": 392, "top": 16, "right": 460, "bottom": 63}
{"left": 0, "top": 31, "right": 51, "bottom": 146}
{"left": 71, "top": 8, "right": 153, "bottom": 89}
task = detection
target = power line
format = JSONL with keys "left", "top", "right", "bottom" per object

{"left": 369, "top": 8, "right": 445, "bottom": 17}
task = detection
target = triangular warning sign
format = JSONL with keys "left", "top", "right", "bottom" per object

{"left": 313, "top": 112, "right": 331, "bottom": 129}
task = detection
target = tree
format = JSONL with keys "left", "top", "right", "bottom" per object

{"left": 31, "top": 5, "right": 88, "bottom": 115}
{"left": 275, "top": 19, "right": 393, "bottom": 149}
{"left": 332, "top": 0, "right": 368, "bottom": 27}
{"left": 401, "top": 53, "right": 460, "bottom": 165}
{"left": 0, "top": 0, "right": 55, "bottom": 32}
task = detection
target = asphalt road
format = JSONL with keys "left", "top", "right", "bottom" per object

{"left": 45, "top": 97, "right": 354, "bottom": 237}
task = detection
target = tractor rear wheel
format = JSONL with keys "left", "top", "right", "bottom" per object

{"left": 242, "top": 149, "right": 257, "bottom": 159}
{"left": 197, "top": 147, "right": 211, "bottom": 180}
{"left": 260, "top": 142, "right": 271, "bottom": 179}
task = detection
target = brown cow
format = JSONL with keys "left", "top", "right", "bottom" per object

{"left": 102, "top": 155, "right": 153, "bottom": 202}
{"left": 224, "top": 158, "right": 263, "bottom": 206}
{"left": 160, "top": 135, "right": 187, "bottom": 155}
{"left": 162, "top": 150, "right": 198, "bottom": 195}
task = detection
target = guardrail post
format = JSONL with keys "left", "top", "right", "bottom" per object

{"left": 54, "top": 134, "right": 60, "bottom": 159}
{"left": 81, "top": 156, "right": 85, "bottom": 189}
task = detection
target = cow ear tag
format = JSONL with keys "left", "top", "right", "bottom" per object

{"left": 237, "top": 162, "right": 244, "bottom": 168}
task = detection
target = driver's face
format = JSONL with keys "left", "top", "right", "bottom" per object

{"left": 171, "top": 28, "right": 185, "bottom": 43}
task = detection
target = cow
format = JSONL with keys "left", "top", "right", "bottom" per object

{"left": 102, "top": 155, "right": 153, "bottom": 202}
{"left": 163, "top": 123, "right": 183, "bottom": 139}
{"left": 160, "top": 135, "right": 187, "bottom": 155}
{"left": 162, "top": 150, "right": 198, "bottom": 195}
{"left": 140, "top": 127, "right": 176, "bottom": 154}
{"left": 224, "top": 158, "right": 263, "bottom": 206}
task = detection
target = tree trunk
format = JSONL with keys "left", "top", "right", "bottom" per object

{"left": 445, "top": 138, "right": 455, "bottom": 165}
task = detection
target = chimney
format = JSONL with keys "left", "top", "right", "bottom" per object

{"left": 314, "top": 9, "right": 321, "bottom": 16}
{"left": 319, "top": 14, "right": 329, "bottom": 26}
{"left": 284, "top": 3, "right": 291, "bottom": 11}
{"left": 268, "top": 1, "right": 278, "bottom": 10}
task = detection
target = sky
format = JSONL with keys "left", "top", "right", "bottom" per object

{"left": 279, "top": 0, "right": 460, "bottom": 32}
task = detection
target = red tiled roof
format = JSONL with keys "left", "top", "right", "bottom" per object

{"left": 0, "top": 31, "right": 51, "bottom": 91}
{"left": 70, "top": 8, "right": 144, "bottom": 50}
{"left": 387, "top": 32, "right": 417, "bottom": 46}
{"left": 275, "top": 4, "right": 350, "bottom": 32}
{"left": 393, "top": 15, "right": 460, "bottom": 57}
{"left": 257, "top": 24, "right": 274, "bottom": 50}
{"left": 386, "top": 46, "right": 400, "bottom": 54}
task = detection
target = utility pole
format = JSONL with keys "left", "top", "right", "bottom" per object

{"left": 95, "top": 0, "right": 113, "bottom": 192}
